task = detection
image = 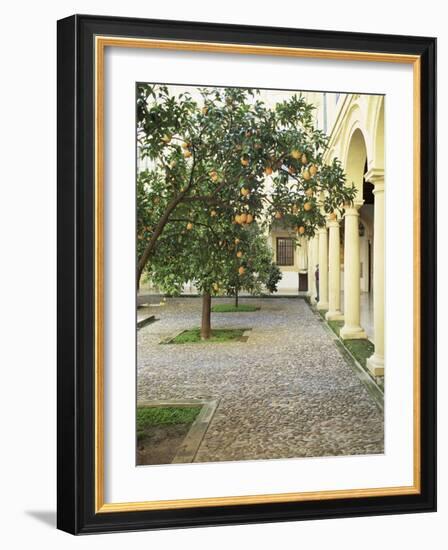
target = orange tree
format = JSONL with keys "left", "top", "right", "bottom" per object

{"left": 222, "top": 225, "right": 282, "bottom": 308}
{"left": 137, "top": 84, "right": 355, "bottom": 337}
{"left": 138, "top": 187, "right": 278, "bottom": 337}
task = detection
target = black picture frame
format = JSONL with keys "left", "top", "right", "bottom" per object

{"left": 57, "top": 14, "right": 436, "bottom": 535}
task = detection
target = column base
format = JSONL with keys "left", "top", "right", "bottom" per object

{"left": 366, "top": 353, "right": 384, "bottom": 376}
{"left": 325, "top": 310, "right": 344, "bottom": 321}
{"left": 316, "top": 301, "right": 328, "bottom": 311}
{"left": 340, "top": 325, "right": 367, "bottom": 340}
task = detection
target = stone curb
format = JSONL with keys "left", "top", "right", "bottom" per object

{"left": 307, "top": 303, "right": 384, "bottom": 412}
{"left": 137, "top": 398, "right": 219, "bottom": 464}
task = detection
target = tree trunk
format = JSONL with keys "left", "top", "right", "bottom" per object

{"left": 235, "top": 289, "right": 239, "bottom": 308}
{"left": 201, "top": 292, "right": 212, "bottom": 339}
{"left": 136, "top": 183, "right": 195, "bottom": 287}
{"left": 136, "top": 196, "right": 182, "bottom": 287}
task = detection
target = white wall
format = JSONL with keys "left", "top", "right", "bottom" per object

{"left": 0, "top": 1, "right": 445, "bottom": 549}
{"left": 278, "top": 270, "right": 299, "bottom": 291}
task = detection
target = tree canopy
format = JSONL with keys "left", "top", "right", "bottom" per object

{"left": 136, "top": 84, "right": 356, "bottom": 338}
{"left": 137, "top": 84, "right": 356, "bottom": 284}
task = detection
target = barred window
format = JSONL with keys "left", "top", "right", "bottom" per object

{"left": 276, "top": 237, "right": 295, "bottom": 266}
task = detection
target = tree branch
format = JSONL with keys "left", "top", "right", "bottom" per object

{"left": 136, "top": 150, "right": 198, "bottom": 284}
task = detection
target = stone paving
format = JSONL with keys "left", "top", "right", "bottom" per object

{"left": 137, "top": 297, "right": 384, "bottom": 463}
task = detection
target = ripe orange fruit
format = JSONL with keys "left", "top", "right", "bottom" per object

{"left": 309, "top": 164, "right": 318, "bottom": 176}
{"left": 241, "top": 157, "right": 249, "bottom": 167}
{"left": 235, "top": 238, "right": 240, "bottom": 244}
{"left": 301, "top": 153, "right": 308, "bottom": 164}
{"left": 304, "top": 202, "right": 312, "bottom": 211}
{"left": 297, "top": 226, "right": 305, "bottom": 235}
{"left": 265, "top": 166, "right": 273, "bottom": 176}
{"left": 239, "top": 212, "right": 248, "bottom": 224}
{"left": 236, "top": 251, "right": 243, "bottom": 258}
{"left": 210, "top": 170, "right": 219, "bottom": 182}
{"left": 210, "top": 210, "right": 217, "bottom": 217}
{"left": 183, "top": 150, "right": 192, "bottom": 158}
{"left": 246, "top": 213, "right": 254, "bottom": 224}
{"left": 303, "top": 169, "right": 311, "bottom": 181}
{"left": 235, "top": 214, "right": 241, "bottom": 224}
{"left": 305, "top": 188, "right": 314, "bottom": 197}
{"left": 240, "top": 187, "right": 250, "bottom": 197}
{"left": 181, "top": 141, "right": 190, "bottom": 149}
{"left": 238, "top": 266, "right": 245, "bottom": 275}
{"left": 291, "top": 149, "right": 301, "bottom": 159}
{"left": 186, "top": 222, "right": 193, "bottom": 230}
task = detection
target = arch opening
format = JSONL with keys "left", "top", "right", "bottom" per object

{"left": 345, "top": 128, "right": 368, "bottom": 201}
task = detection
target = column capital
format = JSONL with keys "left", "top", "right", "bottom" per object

{"left": 326, "top": 217, "right": 340, "bottom": 228}
{"left": 364, "top": 167, "right": 384, "bottom": 187}
{"left": 343, "top": 200, "right": 364, "bottom": 215}
{"left": 373, "top": 183, "right": 384, "bottom": 196}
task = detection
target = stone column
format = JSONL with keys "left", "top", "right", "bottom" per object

{"left": 316, "top": 227, "right": 328, "bottom": 310}
{"left": 307, "top": 236, "right": 318, "bottom": 303}
{"left": 366, "top": 169, "right": 385, "bottom": 376}
{"left": 307, "top": 239, "right": 315, "bottom": 303}
{"left": 340, "top": 202, "right": 367, "bottom": 339}
{"left": 325, "top": 218, "right": 343, "bottom": 320}
{"left": 312, "top": 236, "right": 319, "bottom": 302}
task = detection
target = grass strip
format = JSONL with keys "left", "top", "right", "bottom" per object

{"left": 211, "top": 304, "right": 259, "bottom": 313}
{"left": 137, "top": 406, "right": 201, "bottom": 440}
{"left": 166, "top": 328, "right": 247, "bottom": 344}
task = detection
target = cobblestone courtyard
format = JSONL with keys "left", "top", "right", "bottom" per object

{"left": 137, "top": 297, "right": 384, "bottom": 463}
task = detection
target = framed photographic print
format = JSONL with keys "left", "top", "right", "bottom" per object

{"left": 57, "top": 14, "right": 436, "bottom": 534}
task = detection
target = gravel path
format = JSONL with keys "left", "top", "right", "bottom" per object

{"left": 137, "top": 297, "right": 384, "bottom": 463}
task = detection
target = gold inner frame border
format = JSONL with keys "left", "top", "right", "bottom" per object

{"left": 94, "top": 36, "right": 421, "bottom": 513}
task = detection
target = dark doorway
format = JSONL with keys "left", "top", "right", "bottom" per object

{"left": 363, "top": 159, "right": 374, "bottom": 205}
{"left": 299, "top": 273, "right": 308, "bottom": 292}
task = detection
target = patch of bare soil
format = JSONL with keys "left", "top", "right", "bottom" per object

{"left": 137, "top": 423, "right": 192, "bottom": 465}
